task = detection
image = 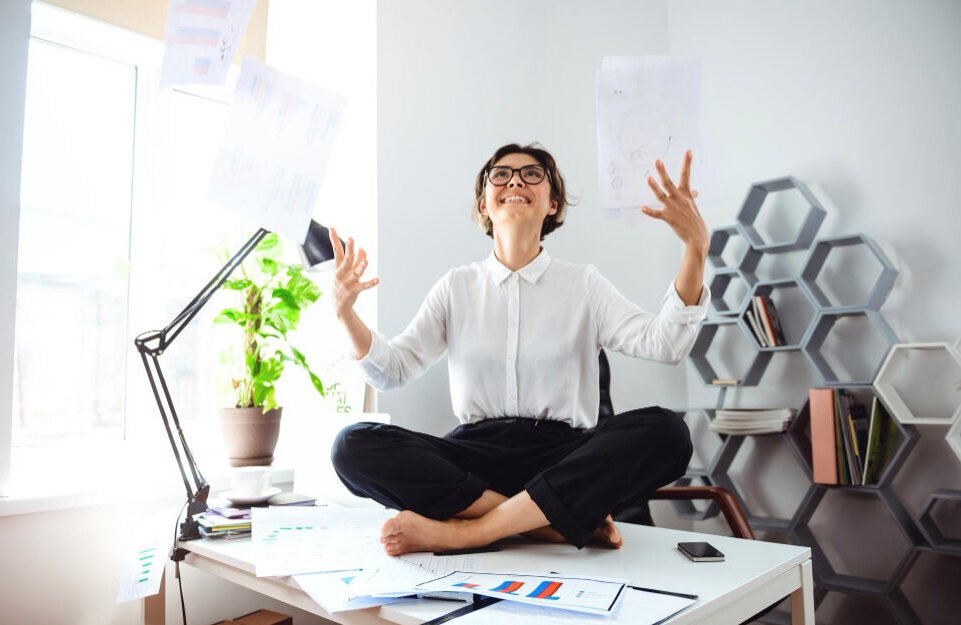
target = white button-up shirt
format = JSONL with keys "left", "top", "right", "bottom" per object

{"left": 357, "top": 250, "right": 710, "bottom": 430}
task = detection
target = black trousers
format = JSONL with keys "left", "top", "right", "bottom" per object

{"left": 330, "top": 406, "right": 693, "bottom": 548}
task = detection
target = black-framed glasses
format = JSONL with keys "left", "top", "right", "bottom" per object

{"left": 487, "top": 164, "right": 549, "bottom": 186}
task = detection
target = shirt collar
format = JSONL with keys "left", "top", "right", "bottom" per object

{"left": 486, "top": 248, "right": 552, "bottom": 285}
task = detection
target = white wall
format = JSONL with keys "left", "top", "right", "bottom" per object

{"left": 376, "top": 0, "right": 682, "bottom": 435}
{"left": 671, "top": 1, "right": 961, "bottom": 622}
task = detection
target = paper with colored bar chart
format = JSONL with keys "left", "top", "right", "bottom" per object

{"left": 208, "top": 57, "right": 347, "bottom": 242}
{"left": 161, "top": 0, "right": 256, "bottom": 87}
{"left": 116, "top": 528, "right": 169, "bottom": 603}
{"left": 251, "top": 507, "right": 388, "bottom": 577}
{"left": 417, "top": 572, "right": 628, "bottom": 615}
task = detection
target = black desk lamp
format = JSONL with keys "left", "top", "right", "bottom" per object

{"left": 134, "top": 220, "right": 342, "bottom": 561}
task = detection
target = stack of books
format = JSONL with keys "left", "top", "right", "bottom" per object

{"left": 709, "top": 408, "right": 795, "bottom": 434}
{"left": 198, "top": 509, "right": 252, "bottom": 539}
{"left": 744, "top": 294, "right": 786, "bottom": 348}
{"left": 809, "top": 388, "right": 900, "bottom": 486}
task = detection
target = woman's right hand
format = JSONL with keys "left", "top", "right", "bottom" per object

{"left": 329, "top": 227, "right": 379, "bottom": 320}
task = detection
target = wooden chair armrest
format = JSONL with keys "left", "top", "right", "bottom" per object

{"left": 649, "top": 485, "right": 755, "bottom": 540}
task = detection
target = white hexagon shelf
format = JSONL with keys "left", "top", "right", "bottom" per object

{"left": 873, "top": 342, "right": 961, "bottom": 425}
{"left": 947, "top": 418, "right": 961, "bottom": 467}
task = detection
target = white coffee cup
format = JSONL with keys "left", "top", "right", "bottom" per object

{"left": 232, "top": 466, "right": 271, "bottom": 497}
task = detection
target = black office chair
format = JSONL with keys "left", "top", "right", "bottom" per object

{"left": 598, "top": 350, "right": 754, "bottom": 540}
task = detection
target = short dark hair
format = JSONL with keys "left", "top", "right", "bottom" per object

{"left": 472, "top": 143, "right": 572, "bottom": 241}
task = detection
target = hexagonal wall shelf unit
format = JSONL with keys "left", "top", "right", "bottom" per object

{"left": 709, "top": 267, "right": 754, "bottom": 317}
{"left": 947, "top": 417, "right": 961, "bottom": 467}
{"left": 793, "top": 485, "right": 923, "bottom": 596}
{"left": 689, "top": 318, "right": 771, "bottom": 386}
{"left": 873, "top": 342, "right": 961, "bottom": 425}
{"left": 917, "top": 489, "right": 961, "bottom": 554}
{"left": 708, "top": 224, "right": 749, "bottom": 269}
{"left": 800, "top": 234, "right": 897, "bottom": 311}
{"left": 736, "top": 176, "right": 826, "bottom": 253}
{"left": 741, "top": 279, "right": 818, "bottom": 350}
{"left": 802, "top": 310, "right": 899, "bottom": 386}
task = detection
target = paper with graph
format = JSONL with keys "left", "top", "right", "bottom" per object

{"left": 251, "top": 507, "right": 388, "bottom": 577}
{"left": 208, "top": 57, "right": 346, "bottom": 242}
{"left": 161, "top": 0, "right": 256, "bottom": 86}
{"left": 596, "top": 56, "right": 703, "bottom": 219}
{"left": 416, "top": 571, "right": 628, "bottom": 615}
{"left": 116, "top": 525, "right": 169, "bottom": 603}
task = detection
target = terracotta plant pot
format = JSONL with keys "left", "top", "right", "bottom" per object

{"left": 219, "top": 406, "right": 282, "bottom": 467}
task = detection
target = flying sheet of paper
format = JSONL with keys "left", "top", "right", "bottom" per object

{"left": 161, "top": 0, "right": 256, "bottom": 87}
{"left": 293, "top": 570, "right": 410, "bottom": 613}
{"left": 251, "top": 507, "right": 388, "bottom": 577}
{"left": 116, "top": 526, "right": 169, "bottom": 603}
{"left": 416, "top": 571, "right": 628, "bottom": 616}
{"left": 208, "top": 57, "right": 347, "bottom": 242}
{"left": 596, "top": 56, "right": 703, "bottom": 219}
{"left": 447, "top": 586, "right": 696, "bottom": 625}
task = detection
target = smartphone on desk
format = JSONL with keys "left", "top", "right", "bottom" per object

{"left": 678, "top": 541, "right": 725, "bottom": 562}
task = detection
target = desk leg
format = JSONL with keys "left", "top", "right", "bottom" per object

{"left": 791, "top": 560, "right": 814, "bottom": 625}
{"left": 143, "top": 567, "right": 165, "bottom": 625}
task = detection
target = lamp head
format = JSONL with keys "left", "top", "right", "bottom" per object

{"left": 299, "top": 220, "right": 344, "bottom": 270}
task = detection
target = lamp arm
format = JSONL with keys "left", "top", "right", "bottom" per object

{"left": 133, "top": 228, "right": 268, "bottom": 551}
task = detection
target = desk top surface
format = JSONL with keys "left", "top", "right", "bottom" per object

{"left": 183, "top": 521, "right": 810, "bottom": 624}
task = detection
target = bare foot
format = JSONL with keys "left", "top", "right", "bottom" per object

{"left": 591, "top": 515, "right": 624, "bottom": 549}
{"left": 381, "top": 510, "right": 486, "bottom": 556}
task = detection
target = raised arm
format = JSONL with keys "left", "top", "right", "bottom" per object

{"left": 329, "top": 227, "right": 379, "bottom": 359}
{"left": 640, "top": 150, "right": 709, "bottom": 305}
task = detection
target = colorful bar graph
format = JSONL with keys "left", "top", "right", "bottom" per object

{"left": 491, "top": 581, "right": 524, "bottom": 594}
{"left": 454, "top": 582, "right": 480, "bottom": 589}
{"left": 527, "top": 581, "right": 562, "bottom": 600}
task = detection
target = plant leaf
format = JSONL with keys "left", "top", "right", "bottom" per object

{"left": 222, "top": 278, "right": 252, "bottom": 291}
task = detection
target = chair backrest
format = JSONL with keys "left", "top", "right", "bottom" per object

{"left": 598, "top": 349, "right": 615, "bottom": 420}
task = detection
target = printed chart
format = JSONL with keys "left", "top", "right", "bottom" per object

{"left": 161, "top": 0, "right": 256, "bottom": 87}
{"left": 418, "top": 571, "right": 628, "bottom": 615}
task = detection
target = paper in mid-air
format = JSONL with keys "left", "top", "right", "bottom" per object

{"left": 161, "top": 0, "right": 256, "bottom": 87}
{"left": 596, "top": 56, "right": 705, "bottom": 219}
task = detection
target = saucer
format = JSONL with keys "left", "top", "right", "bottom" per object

{"left": 219, "top": 486, "right": 282, "bottom": 505}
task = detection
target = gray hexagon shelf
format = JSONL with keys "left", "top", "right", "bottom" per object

{"left": 802, "top": 310, "right": 899, "bottom": 386}
{"left": 709, "top": 266, "right": 755, "bottom": 317}
{"left": 736, "top": 176, "right": 826, "bottom": 252}
{"left": 689, "top": 318, "right": 771, "bottom": 386}
{"left": 917, "top": 489, "right": 961, "bottom": 554}
{"left": 873, "top": 342, "right": 961, "bottom": 425}
{"left": 740, "top": 278, "right": 818, "bottom": 350}
{"left": 947, "top": 418, "right": 961, "bottom": 466}
{"left": 800, "top": 234, "right": 897, "bottom": 311}
{"left": 708, "top": 224, "right": 749, "bottom": 269}
{"left": 792, "top": 485, "right": 924, "bottom": 597}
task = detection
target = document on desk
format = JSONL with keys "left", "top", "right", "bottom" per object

{"left": 346, "top": 552, "right": 486, "bottom": 600}
{"left": 251, "top": 507, "right": 389, "bottom": 577}
{"left": 417, "top": 571, "right": 628, "bottom": 616}
{"left": 445, "top": 585, "right": 696, "bottom": 625}
{"left": 293, "top": 570, "right": 410, "bottom": 613}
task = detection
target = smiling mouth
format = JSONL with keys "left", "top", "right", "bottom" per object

{"left": 499, "top": 195, "right": 531, "bottom": 204}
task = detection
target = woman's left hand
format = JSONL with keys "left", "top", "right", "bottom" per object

{"left": 641, "top": 150, "right": 709, "bottom": 257}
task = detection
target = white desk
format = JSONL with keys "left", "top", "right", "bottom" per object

{"left": 156, "top": 523, "right": 813, "bottom": 625}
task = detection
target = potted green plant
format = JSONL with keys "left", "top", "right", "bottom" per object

{"left": 214, "top": 232, "right": 325, "bottom": 466}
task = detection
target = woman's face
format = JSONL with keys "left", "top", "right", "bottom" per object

{"left": 481, "top": 152, "right": 557, "bottom": 237}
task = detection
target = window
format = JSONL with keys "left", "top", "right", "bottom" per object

{"left": 5, "top": 1, "right": 377, "bottom": 498}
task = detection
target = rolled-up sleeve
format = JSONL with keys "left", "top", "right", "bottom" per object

{"left": 588, "top": 266, "right": 710, "bottom": 364}
{"left": 355, "top": 271, "right": 451, "bottom": 390}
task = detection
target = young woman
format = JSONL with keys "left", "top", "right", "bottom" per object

{"left": 328, "top": 143, "right": 710, "bottom": 556}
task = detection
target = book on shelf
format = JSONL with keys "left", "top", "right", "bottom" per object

{"left": 809, "top": 388, "right": 899, "bottom": 486}
{"left": 809, "top": 387, "right": 838, "bottom": 484}
{"left": 744, "top": 295, "right": 786, "bottom": 347}
{"left": 710, "top": 407, "right": 794, "bottom": 434}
